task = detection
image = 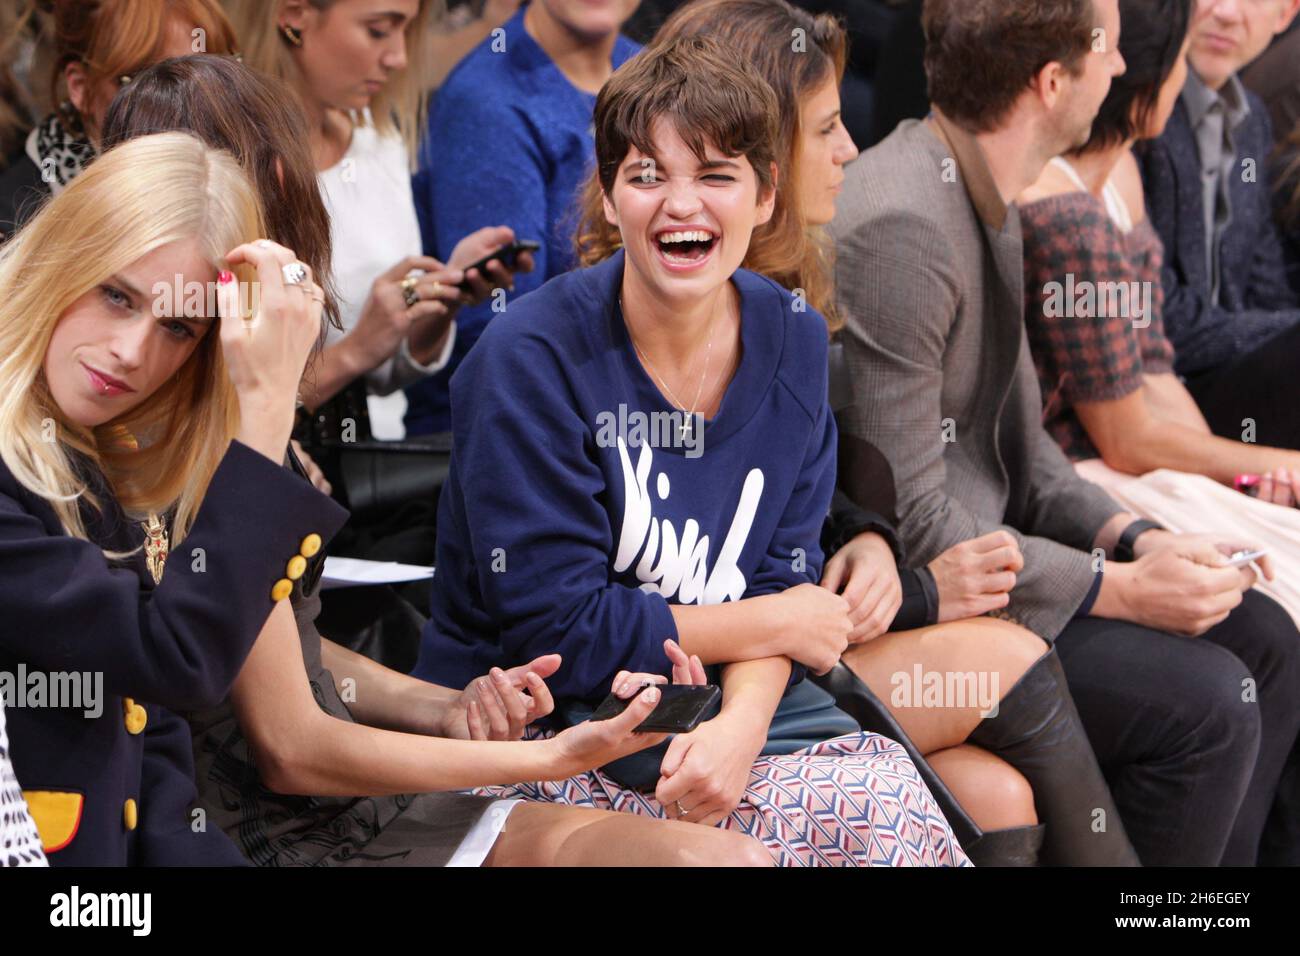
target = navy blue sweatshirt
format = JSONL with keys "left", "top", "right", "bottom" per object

{"left": 412, "top": 249, "right": 837, "bottom": 706}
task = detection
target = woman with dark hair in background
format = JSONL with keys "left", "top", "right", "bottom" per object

{"left": 224, "top": 0, "right": 530, "bottom": 439}
{"left": 101, "top": 55, "right": 342, "bottom": 340}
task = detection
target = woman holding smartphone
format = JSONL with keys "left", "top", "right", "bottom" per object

{"left": 225, "top": 0, "right": 534, "bottom": 436}
{"left": 413, "top": 36, "right": 971, "bottom": 867}
{"left": 100, "top": 53, "right": 770, "bottom": 868}
{"left": 0, "top": 131, "right": 349, "bottom": 864}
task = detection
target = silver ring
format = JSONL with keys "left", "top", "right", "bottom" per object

{"left": 675, "top": 801, "right": 688, "bottom": 819}
{"left": 281, "top": 261, "right": 309, "bottom": 286}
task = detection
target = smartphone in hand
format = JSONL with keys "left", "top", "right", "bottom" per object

{"left": 591, "top": 684, "right": 721, "bottom": 734}
{"left": 456, "top": 239, "right": 541, "bottom": 292}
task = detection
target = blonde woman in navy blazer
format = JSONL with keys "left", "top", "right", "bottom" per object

{"left": 0, "top": 132, "right": 348, "bottom": 865}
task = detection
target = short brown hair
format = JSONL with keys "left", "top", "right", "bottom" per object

{"left": 922, "top": 0, "right": 1097, "bottom": 132}
{"left": 650, "top": 0, "right": 847, "bottom": 331}
{"left": 575, "top": 35, "right": 780, "bottom": 267}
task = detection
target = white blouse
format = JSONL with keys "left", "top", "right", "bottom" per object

{"left": 318, "top": 122, "right": 455, "bottom": 439}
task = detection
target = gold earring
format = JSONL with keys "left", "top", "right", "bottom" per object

{"left": 279, "top": 23, "right": 303, "bottom": 47}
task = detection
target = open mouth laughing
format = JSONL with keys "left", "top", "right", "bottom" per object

{"left": 653, "top": 226, "right": 719, "bottom": 271}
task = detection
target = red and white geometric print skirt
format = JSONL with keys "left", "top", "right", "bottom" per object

{"left": 474, "top": 731, "right": 972, "bottom": 867}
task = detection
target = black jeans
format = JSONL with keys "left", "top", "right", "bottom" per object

{"left": 1186, "top": 319, "right": 1300, "bottom": 450}
{"left": 1055, "top": 590, "right": 1300, "bottom": 866}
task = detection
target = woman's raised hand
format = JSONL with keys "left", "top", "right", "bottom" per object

{"left": 219, "top": 240, "right": 323, "bottom": 462}
{"left": 347, "top": 255, "right": 465, "bottom": 373}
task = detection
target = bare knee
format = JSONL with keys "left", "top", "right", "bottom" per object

{"left": 930, "top": 745, "right": 1038, "bottom": 830}
{"left": 676, "top": 827, "right": 774, "bottom": 867}
{"left": 969, "top": 620, "right": 1048, "bottom": 686}
{"left": 980, "top": 760, "right": 1037, "bottom": 827}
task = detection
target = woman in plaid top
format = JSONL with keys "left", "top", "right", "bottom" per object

{"left": 1020, "top": 0, "right": 1300, "bottom": 629}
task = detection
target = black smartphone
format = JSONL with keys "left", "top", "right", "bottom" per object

{"left": 590, "top": 684, "right": 721, "bottom": 734}
{"left": 456, "top": 239, "right": 541, "bottom": 292}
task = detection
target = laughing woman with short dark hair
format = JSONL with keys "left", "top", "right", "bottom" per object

{"left": 413, "top": 36, "right": 970, "bottom": 867}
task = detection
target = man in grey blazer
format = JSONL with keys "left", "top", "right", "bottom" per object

{"left": 833, "top": 0, "right": 1300, "bottom": 865}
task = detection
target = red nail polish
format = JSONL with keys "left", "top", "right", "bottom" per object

{"left": 218, "top": 270, "right": 234, "bottom": 285}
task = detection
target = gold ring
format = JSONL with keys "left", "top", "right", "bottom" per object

{"left": 400, "top": 275, "right": 420, "bottom": 308}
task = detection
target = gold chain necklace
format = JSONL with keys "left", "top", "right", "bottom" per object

{"left": 621, "top": 295, "right": 716, "bottom": 440}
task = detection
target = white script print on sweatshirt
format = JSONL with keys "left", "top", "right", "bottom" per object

{"left": 613, "top": 439, "right": 764, "bottom": 605}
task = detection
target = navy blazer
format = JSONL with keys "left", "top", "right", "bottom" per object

{"left": 0, "top": 440, "right": 348, "bottom": 865}
{"left": 1139, "top": 92, "right": 1300, "bottom": 377}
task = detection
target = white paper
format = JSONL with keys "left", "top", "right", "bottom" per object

{"left": 321, "top": 556, "right": 435, "bottom": 589}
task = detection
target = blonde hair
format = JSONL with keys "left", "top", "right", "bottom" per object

{"left": 223, "top": 0, "right": 439, "bottom": 166}
{"left": 0, "top": 131, "right": 265, "bottom": 552}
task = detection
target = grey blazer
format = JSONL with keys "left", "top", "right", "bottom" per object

{"left": 830, "top": 115, "right": 1123, "bottom": 641}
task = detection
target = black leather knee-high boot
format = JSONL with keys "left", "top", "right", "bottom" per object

{"left": 967, "top": 648, "right": 1140, "bottom": 866}
{"left": 963, "top": 824, "right": 1045, "bottom": 867}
